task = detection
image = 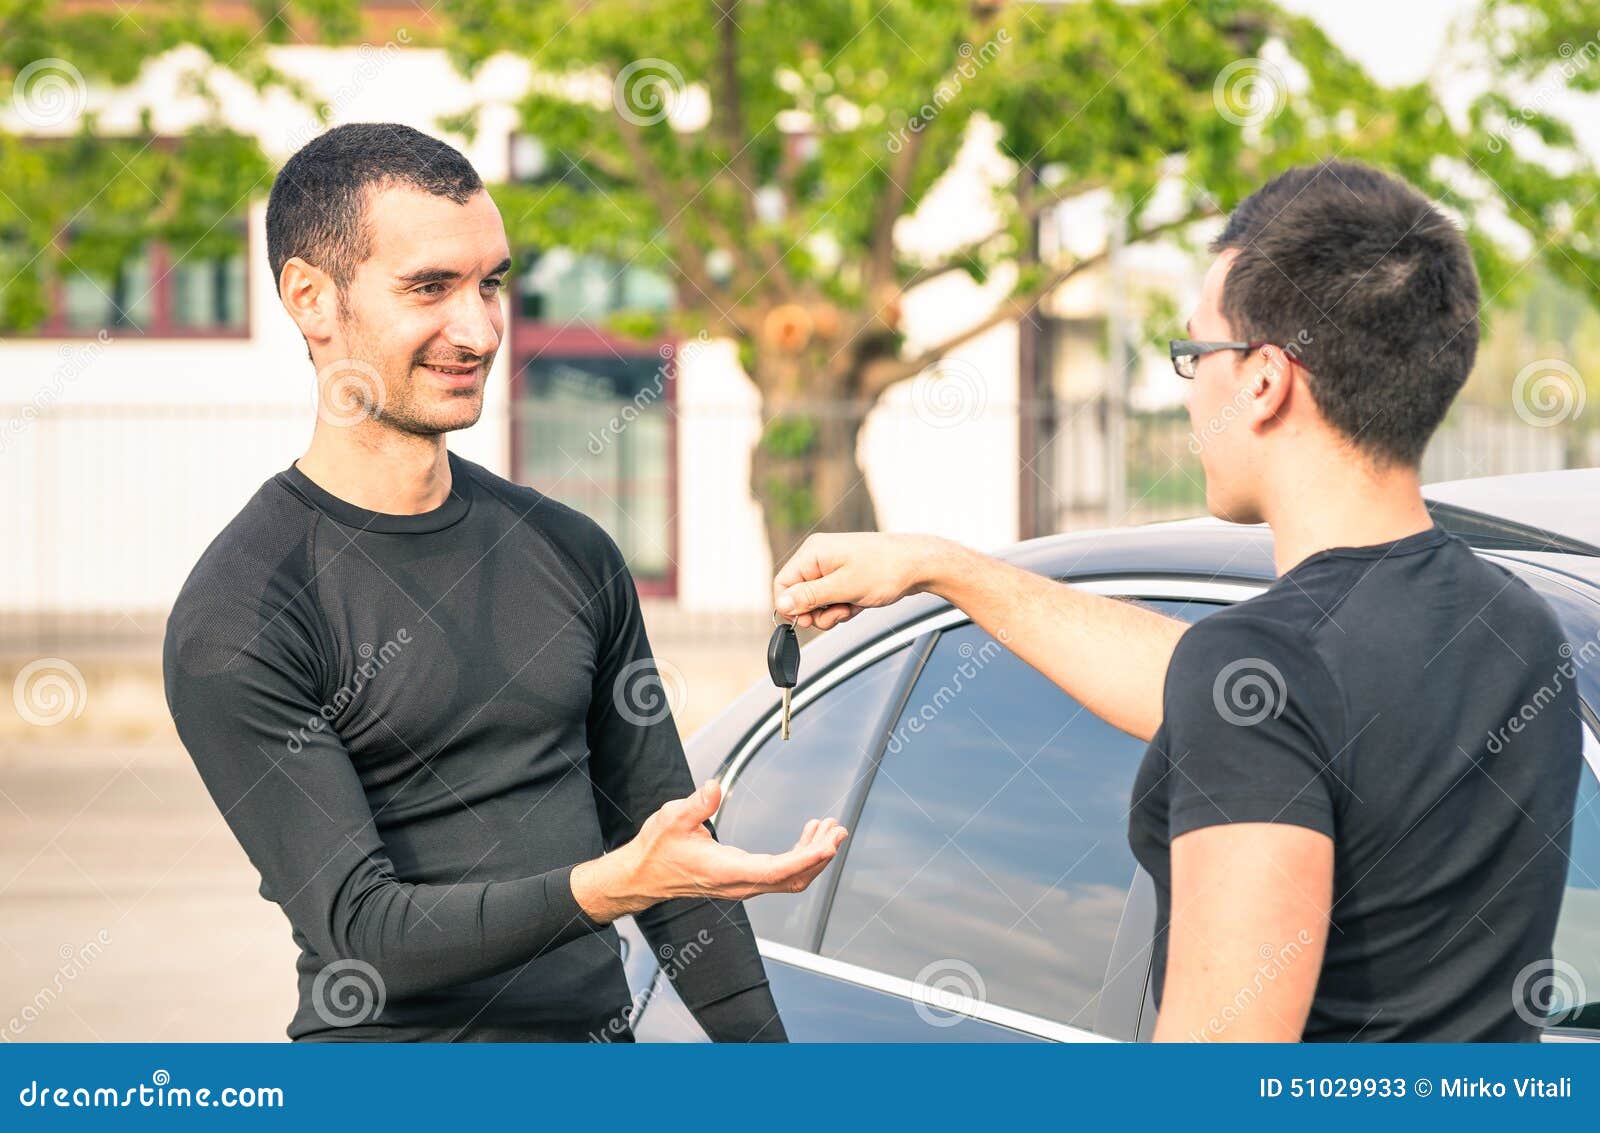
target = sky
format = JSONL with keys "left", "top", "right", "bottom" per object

{"left": 1278, "top": 0, "right": 1480, "bottom": 84}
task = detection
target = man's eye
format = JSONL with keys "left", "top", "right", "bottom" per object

{"left": 416, "top": 282, "right": 447, "bottom": 296}
{"left": 482, "top": 278, "right": 504, "bottom": 292}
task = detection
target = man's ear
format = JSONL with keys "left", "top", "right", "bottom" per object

{"left": 278, "top": 256, "right": 337, "bottom": 348}
{"left": 1249, "top": 344, "right": 1296, "bottom": 421}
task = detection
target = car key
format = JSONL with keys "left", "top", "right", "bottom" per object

{"left": 767, "top": 615, "right": 801, "bottom": 740}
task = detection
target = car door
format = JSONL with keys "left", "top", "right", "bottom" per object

{"left": 628, "top": 633, "right": 929, "bottom": 1041}
{"left": 1536, "top": 721, "right": 1600, "bottom": 1042}
{"left": 631, "top": 580, "right": 1245, "bottom": 1041}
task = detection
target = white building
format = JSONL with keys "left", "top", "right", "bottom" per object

{"left": 2, "top": 37, "right": 1218, "bottom": 636}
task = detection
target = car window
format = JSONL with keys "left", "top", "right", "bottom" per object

{"left": 820, "top": 599, "right": 1221, "bottom": 1033}
{"left": 1548, "top": 741, "right": 1600, "bottom": 1032}
{"left": 716, "top": 643, "right": 917, "bottom": 948}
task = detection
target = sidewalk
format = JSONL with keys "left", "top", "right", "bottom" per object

{"left": 0, "top": 604, "right": 777, "bottom": 1041}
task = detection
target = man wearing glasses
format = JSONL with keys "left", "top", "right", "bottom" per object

{"left": 771, "top": 160, "right": 1584, "bottom": 1041}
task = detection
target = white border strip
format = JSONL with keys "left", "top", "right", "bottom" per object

{"left": 757, "top": 938, "right": 1114, "bottom": 1043}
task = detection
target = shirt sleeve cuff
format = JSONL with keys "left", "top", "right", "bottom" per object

{"left": 1169, "top": 792, "right": 1335, "bottom": 840}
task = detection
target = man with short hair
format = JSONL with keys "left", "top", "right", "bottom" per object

{"left": 165, "top": 123, "right": 845, "bottom": 1042}
{"left": 773, "top": 160, "right": 1583, "bottom": 1041}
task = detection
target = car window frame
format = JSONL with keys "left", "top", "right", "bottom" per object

{"left": 689, "top": 560, "right": 1600, "bottom": 1044}
{"left": 713, "top": 576, "right": 1264, "bottom": 1042}
{"left": 712, "top": 634, "right": 932, "bottom": 951}
{"left": 1540, "top": 716, "right": 1600, "bottom": 1043}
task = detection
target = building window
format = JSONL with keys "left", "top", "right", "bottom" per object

{"left": 61, "top": 248, "right": 155, "bottom": 331}
{"left": 21, "top": 229, "right": 249, "bottom": 338}
{"left": 171, "top": 250, "right": 248, "bottom": 330}
{"left": 515, "top": 249, "right": 674, "bottom": 325}
{"left": 511, "top": 343, "right": 676, "bottom": 591}
{"left": 505, "top": 129, "right": 682, "bottom": 592}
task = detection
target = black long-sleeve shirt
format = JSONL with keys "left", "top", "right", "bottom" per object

{"left": 162, "top": 449, "right": 783, "bottom": 1041}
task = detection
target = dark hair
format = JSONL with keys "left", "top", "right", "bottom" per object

{"left": 1209, "top": 159, "right": 1480, "bottom": 467}
{"left": 266, "top": 122, "right": 483, "bottom": 297}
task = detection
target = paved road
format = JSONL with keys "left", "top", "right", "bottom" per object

{"left": 0, "top": 743, "right": 298, "bottom": 1042}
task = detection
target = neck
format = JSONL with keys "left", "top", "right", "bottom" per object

{"left": 1260, "top": 451, "right": 1434, "bottom": 576}
{"left": 295, "top": 422, "right": 453, "bottom": 516}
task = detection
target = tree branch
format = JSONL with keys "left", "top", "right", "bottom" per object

{"left": 863, "top": 14, "right": 1003, "bottom": 299}
{"left": 866, "top": 122, "right": 929, "bottom": 291}
{"left": 708, "top": 0, "right": 800, "bottom": 304}
{"left": 863, "top": 202, "right": 1220, "bottom": 396}
{"left": 609, "top": 110, "right": 731, "bottom": 312}
{"left": 898, "top": 174, "right": 1112, "bottom": 292}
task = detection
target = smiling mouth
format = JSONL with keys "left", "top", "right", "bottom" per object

{"left": 420, "top": 362, "right": 482, "bottom": 381}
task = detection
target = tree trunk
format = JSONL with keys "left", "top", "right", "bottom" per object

{"left": 750, "top": 388, "right": 879, "bottom": 576}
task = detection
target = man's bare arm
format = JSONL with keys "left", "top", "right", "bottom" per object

{"left": 1153, "top": 823, "right": 1332, "bottom": 1041}
{"left": 774, "top": 533, "right": 1188, "bottom": 742}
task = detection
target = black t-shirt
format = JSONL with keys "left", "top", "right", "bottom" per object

{"left": 1129, "top": 524, "right": 1584, "bottom": 1041}
{"left": 163, "top": 450, "right": 782, "bottom": 1041}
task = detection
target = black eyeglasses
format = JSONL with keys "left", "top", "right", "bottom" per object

{"left": 1168, "top": 338, "right": 1276, "bottom": 380}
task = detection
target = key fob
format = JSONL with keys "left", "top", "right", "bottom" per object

{"left": 767, "top": 623, "right": 800, "bottom": 688}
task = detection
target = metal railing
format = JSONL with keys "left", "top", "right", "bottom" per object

{"left": 1, "top": 396, "right": 1593, "bottom": 654}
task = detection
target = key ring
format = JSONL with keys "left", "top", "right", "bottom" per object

{"left": 773, "top": 609, "right": 794, "bottom": 628}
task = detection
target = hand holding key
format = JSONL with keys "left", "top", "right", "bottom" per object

{"left": 767, "top": 615, "right": 800, "bottom": 739}
{"left": 774, "top": 532, "right": 955, "bottom": 630}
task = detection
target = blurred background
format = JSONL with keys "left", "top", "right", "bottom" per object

{"left": 2, "top": 0, "right": 1598, "bottom": 1039}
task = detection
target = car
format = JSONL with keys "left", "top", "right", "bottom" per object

{"left": 619, "top": 468, "right": 1600, "bottom": 1043}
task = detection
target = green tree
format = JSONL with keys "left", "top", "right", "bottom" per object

{"left": 438, "top": 0, "right": 1600, "bottom": 566}
{"left": 0, "top": 1, "right": 359, "bottom": 330}
{"left": 9, "top": 1, "right": 1599, "bottom": 564}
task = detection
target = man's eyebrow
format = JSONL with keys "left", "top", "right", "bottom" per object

{"left": 396, "top": 257, "right": 513, "bottom": 287}
{"left": 396, "top": 266, "right": 460, "bottom": 287}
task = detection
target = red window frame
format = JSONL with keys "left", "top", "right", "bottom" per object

{"left": 508, "top": 319, "right": 680, "bottom": 599}
{"left": 17, "top": 236, "right": 253, "bottom": 341}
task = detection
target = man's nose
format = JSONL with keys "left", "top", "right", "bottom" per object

{"left": 444, "top": 288, "right": 501, "bottom": 357}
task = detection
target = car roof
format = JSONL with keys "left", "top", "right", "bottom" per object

{"left": 688, "top": 494, "right": 1600, "bottom": 779}
{"left": 779, "top": 468, "right": 1600, "bottom": 672}
{"left": 1423, "top": 468, "right": 1600, "bottom": 555}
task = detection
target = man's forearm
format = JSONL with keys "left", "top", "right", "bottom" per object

{"left": 922, "top": 541, "right": 1188, "bottom": 742}
{"left": 570, "top": 848, "right": 649, "bottom": 924}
